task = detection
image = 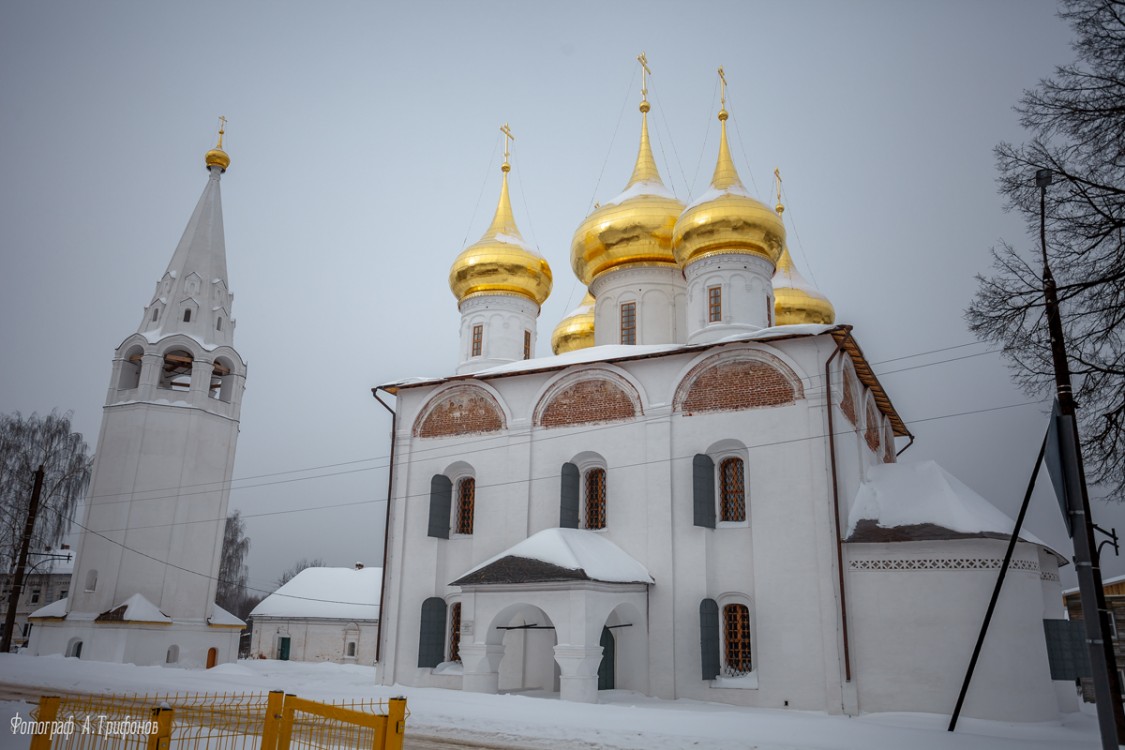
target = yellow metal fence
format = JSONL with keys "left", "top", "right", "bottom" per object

{"left": 29, "top": 691, "right": 406, "bottom": 750}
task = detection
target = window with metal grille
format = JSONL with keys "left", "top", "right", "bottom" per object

{"left": 456, "top": 477, "right": 475, "bottom": 535}
{"left": 471, "top": 325, "right": 483, "bottom": 357}
{"left": 723, "top": 603, "right": 752, "bottom": 677}
{"left": 584, "top": 468, "right": 607, "bottom": 530}
{"left": 708, "top": 286, "right": 722, "bottom": 322}
{"left": 524, "top": 330, "right": 531, "bottom": 360}
{"left": 620, "top": 302, "right": 636, "bottom": 345}
{"left": 449, "top": 602, "right": 462, "bottom": 663}
{"left": 719, "top": 457, "right": 746, "bottom": 522}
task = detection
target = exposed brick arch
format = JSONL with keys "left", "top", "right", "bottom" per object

{"left": 883, "top": 419, "right": 896, "bottom": 463}
{"left": 414, "top": 385, "right": 506, "bottom": 438}
{"left": 674, "top": 350, "right": 804, "bottom": 415}
{"left": 534, "top": 371, "right": 642, "bottom": 428}
{"left": 864, "top": 394, "right": 882, "bottom": 454}
{"left": 840, "top": 360, "right": 859, "bottom": 426}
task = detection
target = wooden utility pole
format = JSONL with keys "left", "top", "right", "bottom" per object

{"left": 2, "top": 464, "right": 44, "bottom": 653}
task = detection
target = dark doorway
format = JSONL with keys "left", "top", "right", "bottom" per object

{"left": 278, "top": 636, "right": 291, "bottom": 661}
{"left": 206, "top": 647, "right": 218, "bottom": 669}
{"left": 598, "top": 627, "right": 615, "bottom": 690}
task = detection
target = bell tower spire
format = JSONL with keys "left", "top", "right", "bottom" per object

{"left": 29, "top": 125, "right": 248, "bottom": 668}
{"left": 139, "top": 117, "right": 234, "bottom": 348}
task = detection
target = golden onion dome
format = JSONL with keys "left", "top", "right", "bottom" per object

{"left": 571, "top": 101, "right": 685, "bottom": 286}
{"left": 673, "top": 108, "right": 784, "bottom": 269}
{"left": 551, "top": 291, "right": 596, "bottom": 355}
{"left": 449, "top": 160, "right": 552, "bottom": 307}
{"left": 205, "top": 119, "right": 230, "bottom": 172}
{"left": 773, "top": 245, "right": 835, "bottom": 325}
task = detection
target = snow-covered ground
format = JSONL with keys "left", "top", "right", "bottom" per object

{"left": 0, "top": 654, "right": 1101, "bottom": 749}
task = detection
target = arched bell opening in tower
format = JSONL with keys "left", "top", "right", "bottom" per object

{"left": 118, "top": 346, "right": 145, "bottom": 390}
{"left": 159, "top": 349, "right": 193, "bottom": 391}
{"left": 209, "top": 358, "right": 235, "bottom": 402}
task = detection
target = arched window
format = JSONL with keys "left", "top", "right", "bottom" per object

{"left": 84, "top": 569, "right": 97, "bottom": 593}
{"left": 448, "top": 602, "right": 462, "bottom": 663}
{"left": 216, "top": 317, "right": 223, "bottom": 331}
{"left": 456, "top": 478, "right": 475, "bottom": 535}
{"left": 584, "top": 468, "right": 606, "bottom": 530}
{"left": 722, "top": 603, "right": 752, "bottom": 677}
{"left": 67, "top": 638, "right": 83, "bottom": 658}
{"left": 166, "top": 645, "right": 179, "bottom": 664}
{"left": 719, "top": 458, "right": 746, "bottom": 522}
{"left": 346, "top": 641, "right": 357, "bottom": 658}
{"left": 151, "top": 308, "right": 159, "bottom": 322}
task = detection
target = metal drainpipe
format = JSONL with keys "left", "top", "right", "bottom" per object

{"left": 825, "top": 334, "right": 853, "bottom": 683}
{"left": 371, "top": 387, "right": 397, "bottom": 666}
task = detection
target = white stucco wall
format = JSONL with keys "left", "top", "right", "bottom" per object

{"left": 250, "top": 617, "right": 378, "bottom": 665}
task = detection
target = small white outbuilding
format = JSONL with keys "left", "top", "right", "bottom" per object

{"left": 249, "top": 565, "right": 381, "bottom": 665}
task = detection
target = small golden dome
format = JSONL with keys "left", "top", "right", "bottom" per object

{"left": 571, "top": 104, "right": 685, "bottom": 285}
{"left": 205, "top": 118, "right": 230, "bottom": 172}
{"left": 673, "top": 109, "right": 784, "bottom": 269}
{"left": 449, "top": 161, "right": 552, "bottom": 307}
{"left": 551, "top": 292, "right": 596, "bottom": 355}
{"left": 205, "top": 148, "right": 230, "bottom": 172}
{"left": 773, "top": 245, "right": 835, "bottom": 325}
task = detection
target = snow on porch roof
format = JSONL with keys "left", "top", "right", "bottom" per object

{"left": 452, "top": 528, "right": 654, "bottom": 586}
{"left": 846, "top": 460, "right": 1052, "bottom": 549}
{"left": 250, "top": 567, "right": 382, "bottom": 621}
{"left": 95, "top": 593, "right": 172, "bottom": 624}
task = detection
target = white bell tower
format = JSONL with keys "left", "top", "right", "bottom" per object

{"left": 29, "top": 123, "right": 247, "bottom": 668}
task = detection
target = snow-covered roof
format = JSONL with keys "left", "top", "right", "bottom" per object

{"left": 847, "top": 460, "right": 1048, "bottom": 547}
{"left": 209, "top": 603, "right": 246, "bottom": 627}
{"left": 96, "top": 593, "right": 172, "bottom": 624}
{"left": 250, "top": 567, "right": 381, "bottom": 621}
{"left": 454, "top": 528, "right": 654, "bottom": 586}
{"left": 28, "top": 596, "right": 68, "bottom": 620}
{"left": 380, "top": 324, "right": 835, "bottom": 391}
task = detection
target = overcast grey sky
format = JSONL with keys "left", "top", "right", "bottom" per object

{"left": 2, "top": 0, "right": 1115, "bottom": 593}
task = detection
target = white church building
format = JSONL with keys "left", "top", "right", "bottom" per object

{"left": 28, "top": 129, "right": 246, "bottom": 668}
{"left": 374, "top": 73, "right": 1074, "bottom": 721}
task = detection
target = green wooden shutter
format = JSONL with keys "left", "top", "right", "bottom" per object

{"left": 693, "top": 454, "right": 716, "bottom": 528}
{"left": 700, "top": 598, "right": 720, "bottom": 680}
{"left": 560, "top": 462, "right": 579, "bottom": 529}
{"left": 418, "top": 597, "right": 447, "bottom": 668}
{"left": 428, "top": 475, "right": 452, "bottom": 539}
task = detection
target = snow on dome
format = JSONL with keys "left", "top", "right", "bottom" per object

{"left": 250, "top": 567, "right": 382, "bottom": 621}
{"left": 601, "top": 179, "right": 676, "bottom": 207}
{"left": 458, "top": 528, "right": 654, "bottom": 584}
{"left": 847, "top": 460, "right": 1047, "bottom": 546}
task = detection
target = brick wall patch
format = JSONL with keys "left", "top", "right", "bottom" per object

{"left": 414, "top": 385, "right": 505, "bottom": 438}
{"left": 675, "top": 350, "right": 802, "bottom": 415}
{"left": 537, "top": 377, "right": 640, "bottom": 428}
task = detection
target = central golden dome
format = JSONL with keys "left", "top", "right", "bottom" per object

{"left": 571, "top": 103, "right": 685, "bottom": 285}
{"left": 551, "top": 291, "right": 596, "bottom": 354}
{"left": 449, "top": 161, "right": 552, "bottom": 307}
{"left": 673, "top": 109, "right": 784, "bottom": 268}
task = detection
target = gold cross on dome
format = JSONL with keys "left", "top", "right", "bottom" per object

{"left": 500, "top": 122, "right": 514, "bottom": 163}
{"left": 718, "top": 66, "right": 727, "bottom": 108}
{"left": 774, "top": 167, "right": 784, "bottom": 214}
{"left": 216, "top": 115, "right": 228, "bottom": 148}
{"left": 638, "top": 51, "right": 651, "bottom": 102}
